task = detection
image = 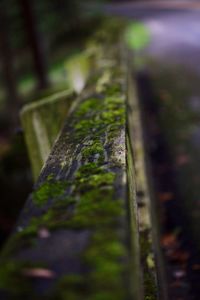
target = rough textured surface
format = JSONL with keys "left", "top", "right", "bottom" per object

{"left": 127, "top": 66, "right": 158, "bottom": 300}
{"left": 21, "top": 89, "right": 74, "bottom": 180}
{"left": 0, "top": 21, "right": 141, "bottom": 300}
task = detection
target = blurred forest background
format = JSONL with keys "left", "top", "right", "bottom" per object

{"left": 0, "top": 0, "right": 122, "bottom": 247}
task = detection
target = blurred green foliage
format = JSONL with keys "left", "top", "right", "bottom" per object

{"left": 125, "top": 22, "right": 150, "bottom": 51}
{"left": 0, "top": 0, "right": 104, "bottom": 106}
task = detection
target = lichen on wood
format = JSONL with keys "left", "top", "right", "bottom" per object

{"left": 0, "top": 19, "right": 139, "bottom": 300}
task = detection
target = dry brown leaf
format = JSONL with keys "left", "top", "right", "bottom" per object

{"left": 161, "top": 233, "right": 177, "bottom": 248}
{"left": 22, "top": 268, "right": 56, "bottom": 279}
{"left": 158, "top": 192, "right": 174, "bottom": 202}
{"left": 176, "top": 154, "right": 191, "bottom": 166}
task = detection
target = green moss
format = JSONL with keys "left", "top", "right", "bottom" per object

{"left": 74, "top": 119, "right": 96, "bottom": 137}
{"left": 15, "top": 171, "right": 118, "bottom": 234}
{"left": 144, "top": 273, "right": 157, "bottom": 300}
{"left": 55, "top": 274, "right": 84, "bottom": 300}
{"left": 33, "top": 178, "right": 67, "bottom": 206}
{"left": 73, "top": 81, "right": 125, "bottom": 142}
{"left": 81, "top": 141, "right": 104, "bottom": 161}
{"left": 23, "top": 196, "right": 76, "bottom": 233}
{"left": 75, "top": 98, "right": 101, "bottom": 117}
{"left": 84, "top": 230, "right": 127, "bottom": 299}
{"left": 53, "top": 230, "right": 127, "bottom": 300}
{"left": 105, "top": 84, "right": 121, "bottom": 96}
{"left": 1, "top": 36, "right": 128, "bottom": 298}
{"left": 17, "top": 166, "right": 126, "bottom": 299}
{"left": 78, "top": 172, "right": 116, "bottom": 189}
{"left": 140, "top": 232, "right": 157, "bottom": 300}
{"left": 69, "top": 198, "right": 123, "bottom": 229}
{"left": 0, "top": 260, "right": 45, "bottom": 295}
{"left": 72, "top": 82, "right": 126, "bottom": 171}
{"left": 0, "top": 261, "right": 24, "bottom": 290}
{"left": 75, "top": 162, "right": 105, "bottom": 178}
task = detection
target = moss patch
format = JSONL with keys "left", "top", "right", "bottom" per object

{"left": 140, "top": 231, "right": 157, "bottom": 300}
{"left": 0, "top": 260, "right": 46, "bottom": 296}
{"left": 73, "top": 90, "right": 125, "bottom": 141}
{"left": 51, "top": 230, "right": 127, "bottom": 300}
{"left": 81, "top": 141, "right": 104, "bottom": 161}
{"left": 33, "top": 177, "right": 68, "bottom": 206}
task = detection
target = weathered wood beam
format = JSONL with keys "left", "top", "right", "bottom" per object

{"left": 21, "top": 89, "right": 75, "bottom": 180}
{"left": 127, "top": 66, "right": 163, "bottom": 300}
{"left": 0, "top": 20, "right": 162, "bottom": 300}
{"left": 0, "top": 22, "right": 143, "bottom": 299}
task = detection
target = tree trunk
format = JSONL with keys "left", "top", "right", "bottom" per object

{"left": 0, "top": 3, "right": 20, "bottom": 123}
{"left": 20, "top": 0, "right": 49, "bottom": 90}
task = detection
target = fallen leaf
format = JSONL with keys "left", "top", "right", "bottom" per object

{"left": 192, "top": 264, "right": 200, "bottom": 270}
{"left": 169, "top": 250, "right": 189, "bottom": 262}
{"left": 38, "top": 227, "right": 50, "bottom": 239}
{"left": 22, "top": 268, "right": 56, "bottom": 279}
{"left": 161, "top": 233, "right": 177, "bottom": 248}
{"left": 170, "top": 280, "right": 182, "bottom": 288}
{"left": 176, "top": 154, "right": 191, "bottom": 166}
{"left": 158, "top": 192, "right": 174, "bottom": 202}
{"left": 173, "top": 270, "right": 186, "bottom": 279}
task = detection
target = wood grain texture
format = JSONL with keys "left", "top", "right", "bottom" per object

{"left": 0, "top": 22, "right": 141, "bottom": 299}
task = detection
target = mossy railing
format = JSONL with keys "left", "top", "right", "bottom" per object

{"left": 21, "top": 90, "right": 75, "bottom": 180}
{"left": 0, "top": 20, "right": 158, "bottom": 300}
